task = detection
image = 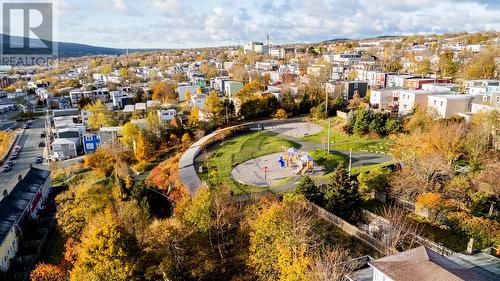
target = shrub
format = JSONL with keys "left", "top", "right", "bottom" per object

{"left": 446, "top": 211, "right": 500, "bottom": 249}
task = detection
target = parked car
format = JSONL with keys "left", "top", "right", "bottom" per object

{"left": 9, "top": 154, "right": 18, "bottom": 160}
{"left": 38, "top": 141, "right": 45, "bottom": 147}
{"left": 35, "top": 156, "right": 43, "bottom": 164}
{"left": 13, "top": 145, "right": 21, "bottom": 151}
{"left": 6, "top": 161, "right": 14, "bottom": 167}
{"left": 1, "top": 166, "right": 11, "bottom": 172}
{"left": 40, "top": 132, "right": 46, "bottom": 138}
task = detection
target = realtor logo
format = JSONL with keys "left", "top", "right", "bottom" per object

{"left": 1, "top": 1, "right": 57, "bottom": 67}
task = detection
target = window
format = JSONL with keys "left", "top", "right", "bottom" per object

{"left": 53, "top": 144, "right": 61, "bottom": 150}
{"left": 433, "top": 100, "right": 436, "bottom": 105}
{"left": 440, "top": 101, "right": 444, "bottom": 107}
{"left": 354, "top": 83, "right": 358, "bottom": 89}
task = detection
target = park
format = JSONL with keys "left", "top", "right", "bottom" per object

{"left": 194, "top": 118, "right": 393, "bottom": 195}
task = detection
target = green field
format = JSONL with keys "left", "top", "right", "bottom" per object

{"left": 309, "top": 149, "right": 348, "bottom": 172}
{"left": 302, "top": 119, "right": 392, "bottom": 153}
{"left": 199, "top": 131, "right": 300, "bottom": 195}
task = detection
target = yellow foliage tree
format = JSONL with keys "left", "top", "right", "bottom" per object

{"left": 85, "top": 100, "right": 113, "bottom": 130}
{"left": 135, "top": 131, "right": 154, "bottom": 162}
{"left": 121, "top": 122, "right": 140, "bottom": 149}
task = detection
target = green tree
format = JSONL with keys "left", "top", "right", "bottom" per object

{"left": 324, "top": 165, "right": 360, "bottom": 218}
{"left": 358, "top": 168, "right": 391, "bottom": 195}
{"left": 353, "top": 109, "right": 374, "bottom": 135}
{"left": 385, "top": 118, "right": 403, "bottom": 134}
{"left": 438, "top": 51, "right": 457, "bottom": 77}
{"left": 296, "top": 176, "right": 321, "bottom": 204}
{"left": 369, "top": 112, "right": 387, "bottom": 135}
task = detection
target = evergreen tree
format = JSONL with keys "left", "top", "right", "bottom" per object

{"left": 323, "top": 165, "right": 360, "bottom": 218}
{"left": 296, "top": 176, "right": 322, "bottom": 204}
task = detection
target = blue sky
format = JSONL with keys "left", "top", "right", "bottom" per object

{"left": 52, "top": 0, "right": 500, "bottom": 48}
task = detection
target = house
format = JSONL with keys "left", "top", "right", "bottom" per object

{"left": 178, "top": 85, "right": 200, "bottom": 102}
{"left": 224, "top": 81, "right": 244, "bottom": 97}
{"left": 191, "top": 94, "right": 207, "bottom": 109}
{"left": 427, "top": 94, "right": 473, "bottom": 118}
{"left": 404, "top": 78, "right": 450, "bottom": 90}
{"left": 470, "top": 93, "right": 500, "bottom": 114}
{"left": 421, "top": 83, "right": 460, "bottom": 93}
{"left": 332, "top": 52, "right": 362, "bottom": 64}
{"left": 370, "top": 88, "right": 400, "bottom": 111}
{"left": 157, "top": 109, "right": 177, "bottom": 122}
{"left": 83, "top": 134, "right": 101, "bottom": 153}
{"left": 356, "top": 70, "right": 387, "bottom": 88}
{"left": 99, "top": 127, "right": 123, "bottom": 144}
{"left": 349, "top": 246, "right": 499, "bottom": 281}
{"left": 51, "top": 138, "right": 77, "bottom": 160}
{"left": 398, "top": 90, "right": 439, "bottom": 116}
{"left": 341, "top": 80, "right": 369, "bottom": 100}
{"left": 387, "top": 74, "right": 418, "bottom": 88}
{"left": 20, "top": 101, "right": 33, "bottom": 113}
{"left": 58, "top": 96, "right": 70, "bottom": 109}
{"left": 0, "top": 168, "right": 50, "bottom": 272}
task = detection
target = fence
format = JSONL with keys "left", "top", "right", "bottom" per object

{"left": 361, "top": 209, "right": 455, "bottom": 256}
{"left": 306, "top": 202, "right": 390, "bottom": 255}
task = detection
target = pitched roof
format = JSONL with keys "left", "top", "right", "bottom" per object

{"left": 369, "top": 246, "right": 493, "bottom": 281}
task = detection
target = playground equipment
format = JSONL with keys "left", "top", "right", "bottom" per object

{"left": 278, "top": 147, "right": 315, "bottom": 174}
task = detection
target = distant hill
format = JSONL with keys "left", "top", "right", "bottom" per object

{"left": 1, "top": 34, "right": 162, "bottom": 58}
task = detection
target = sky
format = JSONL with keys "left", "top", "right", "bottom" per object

{"left": 19, "top": 0, "right": 500, "bottom": 48}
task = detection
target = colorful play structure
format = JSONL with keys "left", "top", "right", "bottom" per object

{"left": 278, "top": 147, "right": 315, "bottom": 175}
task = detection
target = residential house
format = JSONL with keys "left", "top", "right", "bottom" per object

{"left": 20, "top": 101, "right": 33, "bottom": 113}
{"left": 178, "top": 84, "right": 200, "bottom": 102}
{"left": 427, "top": 94, "right": 473, "bottom": 118}
{"left": 398, "top": 90, "right": 439, "bottom": 116}
{"left": 157, "top": 109, "right": 177, "bottom": 122}
{"left": 349, "top": 246, "right": 499, "bottom": 281}
{"left": 83, "top": 134, "right": 101, "bottom": 153}
{"left": 244, "top": 42, "right": 268, "bottom": 54}
{"left": 51, "top": 138, "right": 77, "bottom": 159}
{"left": 421, "top": 83, "right": 460, "bottom": 93}
{"left": 404, "top": 78, "right": 451, "bottom": 90}
{"left": 0, "top": 168, "right": 51, "bottom": 272}
{"left": 224, "top": 81, "right": 244, "bottom": 97}
{"left": 370, "top": 88, "right": 400, "bottom": 111}
{"left": 191, "top": 94, "right": 207, "bottom": 109}
{"left": 470, "top": 93, "right": 500, "bottom": 114}
{"left": 387, "top": 74, "right": 418, "bottom": 88}
{"left": 341, "top": 80, "right": 369, "bottom": 100}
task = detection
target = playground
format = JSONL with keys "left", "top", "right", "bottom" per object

{"left": 231, "top": 147, "right": 324, "bottom": 187}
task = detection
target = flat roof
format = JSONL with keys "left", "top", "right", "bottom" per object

{"left": 429, "top": 94, "right": 473, "bottom": 100}
{"left": 0, "top": 168, "right": 50, "bottom": 244}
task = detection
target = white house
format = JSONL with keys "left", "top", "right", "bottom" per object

{"left": 157, "top": 109, "right": 177, "bottom": 122}
{"left": 398, "top": 90, "right": 438, "bottom": 116}
{"left": 421, "top": 83, "right": 460, "bottom": 93}
{"left": 370, "top": 89, "right": 399, "bottom": 111}
{"left": 191, "top": 94, "right": 207, "bottom": 109}
{"left": 427, "top": 94, "right": 473, "bottom": 118}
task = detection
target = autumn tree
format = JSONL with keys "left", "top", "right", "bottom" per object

{"left": 70, "top": 222, "right": 141, "bottom": 281}
{"left": 204, "top": 91, "right": 222, "bottom": 120}
{"left": 121, "top": 122, "right": 141, "bottom": 149}
{"left": 135, "top": 131, "right": 154, "bottom": 162}
{"left": 30, "top": 263, "right": 65, "bottom": 281}
{"left": 85, "top": 100, "right": 113, "bottom": 130}
{"left": 437, "top": 51, "right": 457, "bottom": 77}
{"left": 459, "top": 47, "right": 498, "bottom": 79}
{"left": 378, "top": 205, "right": 421, "bottom": 255}
{"left": 151, "top": 81, "right": 176, "bottom": 101}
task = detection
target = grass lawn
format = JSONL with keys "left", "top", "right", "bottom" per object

{"left": 199, "top": 131, "right": 300, "bottom": 195}
{"left": 302, "top": 119, "right": 392, "bottom": 153}
{"left": 309, "top": 149, "right": 348, "bottom": 172}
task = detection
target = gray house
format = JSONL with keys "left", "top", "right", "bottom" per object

{"left": 51, "top": 138, "right": 77, "bottom": 160}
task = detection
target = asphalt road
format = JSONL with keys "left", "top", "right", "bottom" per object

{"left": 0, "top": 118, "right": 46, "bottom": 195}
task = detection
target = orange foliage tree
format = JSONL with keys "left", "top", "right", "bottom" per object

{"left": 30, "top": 263, "right": 65, "bottom": 281}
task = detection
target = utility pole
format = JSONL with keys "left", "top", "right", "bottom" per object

{"left": 348, "top": 148, "right": 352, "bottom": 177}
{"left": 327, "top": 119, "right": 330, "bottom": 153}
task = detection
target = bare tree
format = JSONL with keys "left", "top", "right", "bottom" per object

{"left": 379, "top": 204, "right": 422, "bottom": 255}
{"left": 308, "top": 246, "right": 359, "bottom": 281}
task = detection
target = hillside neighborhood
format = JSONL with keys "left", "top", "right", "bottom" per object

{"left": 0, "top": 30, "right": 498, "bottom": 281}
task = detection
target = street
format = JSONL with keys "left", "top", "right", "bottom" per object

{"left": 0, "top": 118, "right": 47, "bottom": 195}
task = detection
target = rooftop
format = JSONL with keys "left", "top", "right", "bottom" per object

{"left": 0, "top": 168, "right": 50, "bottom": 244}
